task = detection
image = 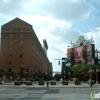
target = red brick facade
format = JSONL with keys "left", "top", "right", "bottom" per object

{"left": 0, "top": 18, "right": 52, "bottom": 80}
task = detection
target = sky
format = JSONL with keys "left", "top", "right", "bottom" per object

{"left": 0, "top": 0, "right": 100, "bottom": 72}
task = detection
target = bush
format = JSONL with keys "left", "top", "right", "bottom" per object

{"left": 75, "top": 80, "right": 81, "bottom": 85}
{"left": 38, "top": 81, "right": 44, "bottom": 85}
{"left": 26, "top": 81, "right": 32, "bottom": 85}
{"left": 62, "top": 80, "right": 68, "bottom": 85}
{"left": 14, "top": 81, "right": 20, "bottom": 86}
{"left": 50, "top": 81, "right": 56, "bottom": 85}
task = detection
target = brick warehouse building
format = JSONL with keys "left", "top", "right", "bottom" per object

{"left": 0, "top": 18, "right": 52, "bottom": 80}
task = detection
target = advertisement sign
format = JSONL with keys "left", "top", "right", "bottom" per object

{"left": 98, "top": 53, "right": 100, "bottom": 63}
{"left": 67, "top": 49, "right": 72, "bottom": 67}
{"left": 87, "top": 45, "right": 92, "bottom": 62}
{"left": 67, "top": 49, "right": 72, "bottom": 58}
{"left": 74, "top": 46, "right": 84, "bottom": 64}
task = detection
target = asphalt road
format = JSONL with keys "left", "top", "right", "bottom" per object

{"left": 0, "top": 86, "right": 100, "bottom": 100}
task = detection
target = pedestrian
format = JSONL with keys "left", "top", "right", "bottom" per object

{"left": 60, "top": 78, "right": 62, "bottom": 84}
{"left": 47, "top": 81, "right": 49, "bottom": 87}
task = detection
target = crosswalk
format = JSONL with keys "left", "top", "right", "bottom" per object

{"left": 0, "top": 87, "right": 97, "bottom": 100}
{"left": 42, "top": 94, "right": 90, "bottom": 100}
{"left": 0, "top": 89, "right": 7, "bottom": 91}
{"left": 0, "top": 93, "right": 91, "bottom": 100}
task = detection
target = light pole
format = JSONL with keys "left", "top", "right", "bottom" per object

{"left": 96, "top": 69, "right": 99, "bottom": 84}
{"left": 62, "top": 59, "right": 66, "bottom": 80}
{"left": 63, "top": 70, "right": 66, "bottom": 80}
{"left": 68, "top": 72, "right": 70, "bottom": 81}
{"left": 89, "top": 67, "right": 93, "bottom": 87}
{"left": 25, "top": 68, "right": 29, "bottom": 81}
{"left": 74, "top": 65, "right": 76, "bottom": 78}
{"left": 66, "top": 63, "right": 71, "bottom": 81}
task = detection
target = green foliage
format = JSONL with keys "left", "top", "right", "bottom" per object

{"left": 54, "top": 73, "right": 61, "bottom": 81}
{"left": 15, "top": 65, "right": 25, "bottom": 77}
{"left": 70, "top": 64, "right": 100, "bottom": 73}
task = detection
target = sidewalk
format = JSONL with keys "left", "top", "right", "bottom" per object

{"left": 0, "top": 81, "right": 100, "bottom": 88}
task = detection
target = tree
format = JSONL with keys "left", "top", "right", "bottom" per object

{"left": 54, "top": 73, "right": 61, "bottom": 81}
{"left": 15, "top": 65, "right": 25, "bottom": 78}
{"left": 70, "top": 63, "right": 100, "bottom": 74}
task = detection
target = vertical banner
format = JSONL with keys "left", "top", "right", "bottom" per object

{"left": 67, "top": 49, "right": 72, "bottom": 67}
{"left": 98, "top": 53, "right": 100, "bottom": 64}
{"left": 74, "top": 46, "right": 84, "bottom": 64}
{"left": 92, "top": 58, "right": 95, "bottom": 65}
{"left": 67, "top": 49, "right": 72, "bottom": 58}
{"left": 87, "top": 45, "right": 92, "bottom": 62}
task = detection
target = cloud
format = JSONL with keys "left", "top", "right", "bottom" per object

{"left": 0, "top": 0, "right": 23, "bottom": 16}
{"left": 32, "top": 0, "right": 95, "bottom": 21}
{"left": 19, "top": 14, "right": 72, "bottom": 29}
{"left": 18, "top": 14, "right": 85, "bottom": 71}
{"left": 84, "top": 28, "right": 100, "bottom": 50}
{"left": 0, "top": 0, "right": 95, "bottom": 21}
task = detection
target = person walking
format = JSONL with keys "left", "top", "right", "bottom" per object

{"left": 47, "top": 81, "right": 49, "bottom": 87}
{"left": 60, "top": 78, "right": 62, "bottom": 84}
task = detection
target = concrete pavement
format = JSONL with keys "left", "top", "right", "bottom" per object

{"left": 0, "top": 81, "right": 100, "bottom": 88}
{"left": 0, "top": 85, "right": 100, "bottom": 100}
{"left": 0, "top": 81, "right": 100, "bottom": 100}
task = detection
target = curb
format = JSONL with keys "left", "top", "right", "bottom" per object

{"left": 0, "top": 84, "right": 100, "bottom": 88}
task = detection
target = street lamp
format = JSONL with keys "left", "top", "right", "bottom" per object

{"left": 62, "top": 59, "right": 66, "bottom": 80}
{"left": 88, "top": 68, "right": 93, "bottom": 87}
{"left": 68, "top": 72, "right": 70, "bottom": 81}
{"left": 96, "top": 69, "right": 99, "bottom": 84}
{"left": 25, "top": 68, "right": 29, "bottom": 81}
{"left": 74, "top": 65, "right": 76, "bottom": 78}
{"left": 66, "top": 63, "right": 71, "bottom": 68}
{"left": 63, "top": 70, "right": 66, "bottom": 80}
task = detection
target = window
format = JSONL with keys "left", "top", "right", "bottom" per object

{"left": 9, "top": 41, "right": 12, "bottom": 45}
{"left": 20, "top": 54, "right": 23, "bottom": 58}
{"left": 20, "top": 48, "right": 23, "bottom": 52}
{"left": 20, "top": 61, "right": 22, "bottom": 65}
{"left": 20, "top": 34, "right": 23, "bottom": 38}
{"left": 10, "top": 29, "right": 13, "bottom": 32}
{"left": 9, "top": 61, "right": 12, "bottom": 65}
{"left": 9, "top": 54, "right": 12, "bottom": 58}
{"left": 21, "top": 29, "right": 23, "bottom": 32}
{"left": 98, "top": 55, "right": 100, "bottom": 59}
{"left": 32, "top": 62, "right": 34, "bottom": 66}
{"left": 9, "top": 48, "right": 12, "bottom": 52}
{"left": 20, "top": 41, "right": 23, "bottom": 45}
{"left": 10, "top": 34, "right": 13, "bottom": 38}
{"left": 8, "top": 68, "right": 11, "bottom": 72}
{"left": 2, "top": 68, "right": 4, "bottom": 72}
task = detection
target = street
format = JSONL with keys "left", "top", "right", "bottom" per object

{"left": 0, "top": 86, "right": 100, "bottom": 100}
